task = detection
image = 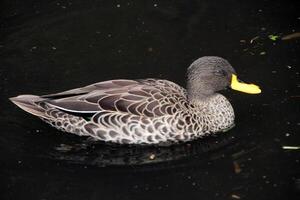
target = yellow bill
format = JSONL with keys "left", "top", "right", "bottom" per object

{"left": 231, "top": 74, "right": 261, "bottom": 94}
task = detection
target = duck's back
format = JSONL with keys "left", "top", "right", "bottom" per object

{"left": 10, "top": 79, "right": 194, "bottom": 145}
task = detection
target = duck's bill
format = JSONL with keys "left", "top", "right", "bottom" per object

{"left": 230, "top": 74, "right": 261, "bottom": 94}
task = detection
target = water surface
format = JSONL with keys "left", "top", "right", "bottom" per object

{"left": 1, "top": 0, "right": 299, "bottom": 199}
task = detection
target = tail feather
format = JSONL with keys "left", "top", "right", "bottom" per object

{"left": 10, "top": 95, "right": 89, "bottom": 136}
{"left": 9, "top": 95, "right": 50, "bottom": 119}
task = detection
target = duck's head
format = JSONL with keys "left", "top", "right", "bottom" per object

{"left": 187, "top": 56, "right": 261, "bottom": 100}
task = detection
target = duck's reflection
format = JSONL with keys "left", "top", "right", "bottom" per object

{"left": 50, "top": 133, "right": 236, "bottom": 167}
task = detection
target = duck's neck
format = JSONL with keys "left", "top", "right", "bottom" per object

{"left": 187, "top": 93, "right": 217, "bottom": 105}
{"left": 187, "top": 86, "right": 215, "bottom": 102}
{"left": 186, "top": 78, "right": 215, "bottom": 102}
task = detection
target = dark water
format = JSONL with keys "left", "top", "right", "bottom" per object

{"left": 1, "top": 0, "right": 299, "bottom": 199}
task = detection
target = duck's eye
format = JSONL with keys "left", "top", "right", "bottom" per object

{"left": 215, "top": 69, "right": 227, "bottom": 76}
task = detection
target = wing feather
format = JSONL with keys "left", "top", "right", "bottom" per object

{"left": 42, "top": 79, "right": 186, "bottom": 117}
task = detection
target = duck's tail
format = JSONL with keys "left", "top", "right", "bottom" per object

{"left": 10, "top": 95, "right": 91, "bottom": 137}
{"left": 9, "top": 95, "right": 50, "bottom": 119}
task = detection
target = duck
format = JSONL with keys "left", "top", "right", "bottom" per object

{"left": 10, "top": 56, "right": 261, "bottom": 145}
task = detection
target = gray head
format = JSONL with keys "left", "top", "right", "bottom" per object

{"left": 186, "top": 56, "right": 236, "bottom": 100}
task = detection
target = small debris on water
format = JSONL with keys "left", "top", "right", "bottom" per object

{"left": 281, "top": 32, "right": 300, "bottom": 40}
{"left": 51, "top": 46, "right": 57, "bottom": 50}
{"left": 259, "top": 51, "right": 266, "bottom": 55}
{"left": 116, "top": 4, "right": 120, "bottom": 8}
{"left": 233, "top": 161, "right": 242, "bottom": 174}
{"left": 282, "top": 146, "right": 300, "bottom": 150}
{"left": 287, "top": 65, "right": 292, "bottom": 69}
{"left": 149, "top": 154, "right": 156, "bottom": 160}
{"left": 262, "top": 175, "right": 267, "bottom": 179}
{"left": 285, "top": 133, "right": 290, "bottom": 137}
{"left": 239, "top": 40, "right": 246, "bottom": 43}
{"left": 268, "top": 34, "right": 280, "bottom": 41}
{"left": 250, "top": 36, "right": 259, "bottom": 44}
{"left": 231, "top": 194, "right": 241, "bottom": 199}
{"left": 232, "top": 150, "right": 246, "bottom": 158}
{"left": 30, "top": 46, "right": 37, "bottom": 51}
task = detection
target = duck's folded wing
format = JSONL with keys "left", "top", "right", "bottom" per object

{"left": 41, "top": 79, "right": 139, "bottom": 99}
{"left": 45, "top": 79, "right": 187, "bottom": 117}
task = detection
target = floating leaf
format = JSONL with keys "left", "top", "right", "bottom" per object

{"left": 268, "top": 35, "right": 280, "bottom": 41}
